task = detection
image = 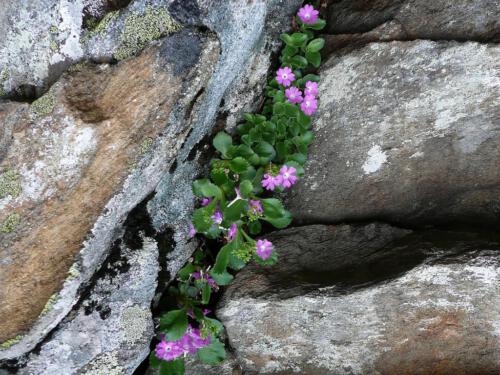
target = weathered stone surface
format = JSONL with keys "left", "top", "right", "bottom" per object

{"left": 286, "top": 40, "right": 500, "bottom": 227}
{"left": 210, "top": 225, "right": 500, "bottom": 374}
{"left": 0, "top": 29, "right": 219, "bottom": 359}
{"left": 326, "top": 0, "right": 500, "bottom": 41}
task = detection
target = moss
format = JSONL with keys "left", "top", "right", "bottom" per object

{"left": 40, "top": 294, "right": 59, "bottom": 316}
{"left": 31, "top": 90, "right": 55, "bottom": 117}
{"left": 83, "top": 11, "right": 119, "bottom": 42}
{"left": 67, "top": 61, "right": 87, "bottom": 73}
{"left": 139, "top": 137, "right": 154, "bottom": 154}
{"left": 0, "top": 213, "right": 21, "bottom": 233}
{"left": 114, "top": 7, "right": 181, "bottom": 61}
{"left": 0, "top": 335, "right": 22, "bottom": 350}
{"left": 0, "top": 170, "right": 22, "bottom": 199}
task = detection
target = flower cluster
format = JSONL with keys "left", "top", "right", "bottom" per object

{"left": 152, "top": 5, "right": 325, "bottom": 374}
{"left": 155, "top": 325, "right": 211, "bottom": 361}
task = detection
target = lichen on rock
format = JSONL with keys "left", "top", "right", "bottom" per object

{"left": 0, "top": 335, "right": 22, "bottom": 350}
{"left": 0, "top": 213, "right": 21, "bottom": 233}
{"left": 30, "top": 90, "right": 56, "bottom": 117}
{"left": 114, "top": 7, "right": 182, "bottom": 61}
{"left": 0, "top": 170, "right": 21, "bottom": 199}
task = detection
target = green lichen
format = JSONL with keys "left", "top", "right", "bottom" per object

{"left": 31, "top": 90, "right": 55, "bottom": 117}
{"left": 0, "top": 213, "right": 21, "bottom": 233}
{"left": 114, "top": 7, "right": 181, "bottom": 61}
{"left": 49, "top": 25, "right": 59, "bottom": 34}
{"left": 140, "top": 137, "right": 154, "bottom": 154}
{"left": 83, "top": 11, "right": 119, "bottom": 42}
{"left": 0, "top": 68, "right": 9, "bottom": 97}
{"left": 40, "top": 294, "right": 59, "bottom": 316}
{"left": 68, "top": 264, "right": 80, "bottom": 279}
{"left": 0, "top": 170, "right": 22, "bottom": 199}
{"left": 0, "top": 335, "right": 22, "bottom": 350}
{"left": 67, "top": 61, "right": 87, "bottom": 73}
{"left": 50, "top": 40, "right": 58, "bottom": 51}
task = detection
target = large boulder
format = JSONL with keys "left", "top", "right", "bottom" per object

{"left": 0, "top": 0, "right": 303, "bottom": 371}
{"left": 326, "top": 0, "right": 500, "bottom": 40}
{"left": 286, "top": 40, "right": 500, "bottom": 227}
{"left": 210, "top": 225, "right": 500, "bottom": 374}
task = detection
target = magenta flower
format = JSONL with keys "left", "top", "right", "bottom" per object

{"left": 300, "top": 95, "right": 318, "bottom": 116}
{"left": 203, "top": 308, "right": 211, "bottom": 316}
{"left": 189, "top": 223, "right": 196, "bottom": 238}
{"left": 256, "top": 239, "right": 274, "bottom": 260}
{"left": 228, "top": 223, "right": 237, "bottom": 241}
{"left": 261, "top": 173, "right": 283, "bottom": 191}
{"left": 155, "top": 340, "right": 184, "bottom": 361}
{"left": 249, "top": 199, "right": 263, "bottom": 215}
{"left": 276, "top": 66, "right": 295, "bottom": 87}
{"left": 212, "top": 207, "right": 223, "bottom": 224}
{"left": 285, "top": 86, "right": 303, "bottom": 104}
{"left": 201, "top": 197, "right": 212, "bottom": 206}
{"left": 304, "top": 81, "right": 318, "bottom": 97}
{"left": 279, "top": 165, "right": 297, "bottom": 188}
{"left": 298, "top": 4, "right": 319, "bottom": 24}
{"left": 193, "top": 270, "right": 218, "bottom": 290}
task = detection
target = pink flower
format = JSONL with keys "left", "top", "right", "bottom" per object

{"left": 256, "top": 239, "right": 273, "bottom": 260}
{"left": 155, "top": 340, "right": 184, "bottom": 361}
{"left": 276, "top": 66, "right": 295, "bottom": 87}
{"left": 212, "top": 207, "right": 223, "bottom": 224}
{"left": 298, "top": 4, "right": 319, "bottom": 24}
{"left": 189, "top": 223, "right": 196, "bottom": 238}
{"left": 261, "top": 173, "right": 283, "bottom": 191}
{"left": 193, "top": 270, "right": 218, "bottom": 290}
{"left": 285, "top": 86, "right": 303, "bottom": 104}
{"left": 249, "top": 200, "right": 263, "bottom": 215}
{"left": 279, "top": 165, "right": 297, "bottom": 188}
{"left": 304, "top": 81, "right": 318, "bottom": 97}
{"left": 300, "top": 95, "right": 318, "bottom": 116}
{"left": 228, "top": 223, "right": 237, "bottom": 241}
{"left": 201, "top": 197, "right": 212, "bottom": 206}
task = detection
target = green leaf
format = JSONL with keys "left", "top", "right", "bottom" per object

{"left": 177, "top": 263, "right": 195, "bottom": 281}
{"left": 192, "top": 179, "right": 222, "bottom": 200}
{"left": 306, "top": 50, "right": 321, "bottom": 68}
{"left": 282, "top": 45, "right": 298, "bottom": 57}
{"left": 204, "top": 317, "right": 224, "bottom": 335}
{"left": 212, "top": 242, "right": 233, "bottom": 274}
{"left": 263, "top": 210, "right": 293, "bottom": 229}
{"left": 229, "top": 157, "right": 250, "bottom": 173}
{"left": 228, "top": 253, "right": 247, "bottom": 270}
{"left": 261, "top": 198, "right": 286, "bottom": 218}
{"left": 254, "top": 141, "right": 276, "bottom": 159}
{"left": 223, "top": 199, "right": 247, "bottom": 223}
{"left": 213, "top": 132, "right": 233, "bottom": 158}
{"left": 290, "top": 55, "right": 308, "bottom": 69}
{"left": 239, "top": 180, "right": 253, "bottom": 198}
{"left": 280, "top": 33, "right": 294, "bottom": 46}
{"left": 301, "top": 73, "right": 320, "bottom": 83}
{"left": 160, "top": 358, "right": 185, "bottom": 375}
{"left": 192, "top": 207, "right": 213, "bottom": 233}
{"left": 197, "top": 339, "right": 226, "bottom": 365}
{"left": 248, "top": 220, "right": 262, "bottom": 235}
{"left": 211, "top": 168, "right": 228, "bottom": 185}
{"left": 306, "top": 38, "right": 325, "bottom": 53}
{"left": 202, "top": 281, "right": 211, "bottom": 305}
{"left": 209, "top": 270, "right": 233, "bottom": 285}
{"left": 289, "top": 32, "right": 308, "bottom": 47}
{"left": 149, "top": 351, "right": 161, "bottom": 368}
{"left": 303, "top": 18, "right": 326, "bottom": 30}
{"left": 159, "top": 309, "right": 188, "bottom": 341}
{"left": 287, "top": 153, "right": 307, "bottom": 165}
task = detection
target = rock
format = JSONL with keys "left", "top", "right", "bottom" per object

{"left": 210, "top": 225, "right": 500, "bottom": 374}
{"left": 0, "top": 0, "right": 303, "bottom": 371}
{"left": 286, "top": 40, "right": 500, "bottom": 227}
{"left": 326, "top": 0, "right": 500, "bottom": 41}
{"left": 0, "top": 28, "right": 219, "bottom": 360}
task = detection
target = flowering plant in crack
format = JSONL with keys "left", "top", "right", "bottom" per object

{"left": 150, "top": 4, "right": 325, "bottom": 374}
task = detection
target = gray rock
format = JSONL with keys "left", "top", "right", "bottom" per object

{"left": 327, "top": 0, "right": 500, "bottom": 41}
{"left": 210, "top": 225, "right": 500, "bottom": 374}
{"left": 286, "top": 40, "right": 500, "bottom": 227}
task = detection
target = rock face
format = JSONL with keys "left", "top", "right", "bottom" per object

{"left": 0, "top": 0, "right": 302, "bottom": 372}
{"left": 212, "top": 225, "right": 500, "bottom": 374}
{"left": 286, "top": 40, "right": 500, "bottom": 227}
{"left": 326, "top": 0, "right": 500, "bottom": 41}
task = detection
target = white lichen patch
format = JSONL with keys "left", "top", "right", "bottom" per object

{"left": 120, "top": 305, "right": 151, "bottom": 344}
{"left": 86, "top": 351, "right": 124, "bottom": 375}
{"left": 362, "top": 145, "right": 387, "bottom": 174}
